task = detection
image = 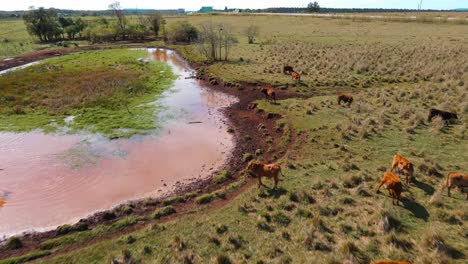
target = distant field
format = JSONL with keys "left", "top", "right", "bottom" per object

{"left": 0, "top": 19, "right": 48, "bottom": 58}
{"left": 163, "top": 14, "right": 467, "bottom": 96}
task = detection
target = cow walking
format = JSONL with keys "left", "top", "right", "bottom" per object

{"left": 390, "top": 154, "right": 414, "bottom": 185}
{"left": 247, "top": 160, "right": 282, "bottom": 189}
{"left": 291, "top": 71, "right": 300, "bottom": 81}
{"left": 283, "top": 65, "right": 294, "bottom": 75}
{"left": 337, "top": 93, "right": 353, "bottom": 107}
{"left": 261, "top": 88, "right": 276, "bottom": 104}
{"left": 445, "top": 172, "right": 468, "bottom": 199}
{"left": 376, "top": 172, "right": 403, "bottom": 205}
{"left": 427, "top": 108, "right": 458, "bottom": 124}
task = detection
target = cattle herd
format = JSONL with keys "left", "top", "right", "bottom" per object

{"left": 246, "top": 71, "right": 466, "bottom": 263}
{"left": 250, "top": 65, "right": 466, "bottom": 205}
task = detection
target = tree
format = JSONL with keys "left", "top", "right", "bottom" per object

{"left": 166, "top": 21, "right": 198, "bottom": 44}
{"left": 307, "top": 2, "right": 320, "bottom": 13}
{"left": 199, "top": 22, "right": 237, "bottom": 61}
{"left": 23, "top": 7, "right": 62, "bottom": 42}
{"left": 108, "top": 1, "right": 127, "bottom": 40}
{"left": 198, "top": 22, "right": 219, "bottom": 61}
{"left": 244, "top": 25, "right": 259, "bottom": 44}
{"left": 220, "top": 25, "right": 238, "bottom": 61}
{"left": 148, "top": 13, "right": 165, "bottom": 37}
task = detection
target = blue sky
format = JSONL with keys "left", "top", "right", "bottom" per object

{"left": 0, "top": 0, "right": 465, "bottom": 11}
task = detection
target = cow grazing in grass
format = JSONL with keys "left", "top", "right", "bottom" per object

{"left": 261, "top": 88, "right": 276, "bottom": 104}
{"left": 291, "top": 71, "right": 300, "bottom": 81}
{"left": 283, "top": 65, "right": 294, "bottom": 75}
{"left": 427, "top": 108, "right": 458, "bottom": 124}
{"left": 376, "top": 172, "right": 403, "bottom": 205}
{"left": 337, "top": 93, "right": 353, "bottom": 107}
{"left": 445, "top": 172, "right": 468, "bottom": 199}
{"left": 372, "top": 261, "right": 412, "bottom": 264}
{"left": 247, "top": 160, "right": 282, "bottom": 189}
{"left": 390, "top": 154, "right": 414, "bottom": 185}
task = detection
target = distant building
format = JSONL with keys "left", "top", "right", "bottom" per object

{"left": 177, "top": 8, "right": 185, "bottom": 14}
{"left": 199, "top": 6, "right": 214, "bottom": 13}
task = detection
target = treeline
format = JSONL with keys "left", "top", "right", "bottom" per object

{"left": 0, "top": 9, "right": 182, "bottom": 19}
{"left": 22, "top": 6, "right": 167, "bottom": 43}
{"left": 243, "top": 7, "right": 456, "bottom": 13}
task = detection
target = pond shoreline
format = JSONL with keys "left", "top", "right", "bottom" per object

{"left": 0, "top": 44, "right": 300, "bottom": 261}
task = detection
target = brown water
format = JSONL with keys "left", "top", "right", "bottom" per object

{"left": 0, "top": 49, "right": 236, "bottom": 237}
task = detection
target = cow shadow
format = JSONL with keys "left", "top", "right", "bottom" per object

{"left": 259, "top": 187, "right": 287, "bottom": 199}
{"left": 412, "top": 178, "right": 435, "bottom": 195}
{"left": 401, "top": 198, "right": 429, "bottom": 221}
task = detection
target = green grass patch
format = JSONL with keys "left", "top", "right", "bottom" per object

{"left": 0, "top": 49, "right": 175, "bottom": 138}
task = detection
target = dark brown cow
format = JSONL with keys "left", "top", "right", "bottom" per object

{"left": 261, "top": 88, "right": 276, "bottom": 103}
{"left": 428, "top": 108, "right": 458, "bottom": 124}
{"left": 376, "top": 172, "right": 403, "bottom": 205}
{"left": 283, "top": 65, "right": 294, "bottom": 75}
{"left": 247, "top": 160, "right": 282, "bottom": 188}
{"left": 291, "top": 71, "right": 300, "bottom": 81}
{"left": 445, "top": 172, "right": 468, "bottom": 199}
{"left": 337, "top": 93, "right": 353, "bottom": 107}
{"left": 390, "top": 154, "right": 414, "bottom": 185}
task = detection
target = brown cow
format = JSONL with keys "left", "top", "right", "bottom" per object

{"left": 337, "top": 93, "right": 353, "bottom": 107}
{"left": 247, "top": 160, "right": 282, "bottom": 189}
{"left": 390, "top": 154, "right": 414, "bottom": 185}
{"left": 372, "top": 261, "right": 412, "bottom": 264}
{"left": 445, "top": 172, "right": 468, "bottom": 199}
{"left": 291, "top": 71, "right": 300, "bottom": 81}
{"left": 283, "top": 65, "right": 294, "bottom": 75}
{"left": 261, "top": 88, "right": 276, "bottom": 104}
{"left": 376, "top": 172, "right": 403, "bottom": 205}
{"left": 0, "top": 198, "right": 4, "bottom": 208}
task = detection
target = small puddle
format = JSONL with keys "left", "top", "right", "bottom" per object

{"left": 0, "top": 49, "right": 236, "bottom": 237}
{"left": 0, "top": 61, "right": 40, "bottom": 75}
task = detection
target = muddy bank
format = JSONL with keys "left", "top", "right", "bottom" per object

{"left": 0, "top": 46, "right": 299, "bottom": 261}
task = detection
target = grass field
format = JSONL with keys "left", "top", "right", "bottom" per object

{"left": 0, "top": 14, "right": 467, "bottom": 263}
{"left": 0, "top": 19, "right": 48, "bottom": 58}
{"left": 0, "top": 49, "right": 175, "bottom": 138}
{"left": 21, "top": 83, "right": 467, "bottom": 264}
{"left": 162, "top": 15, "right": 468, "bottom": 96}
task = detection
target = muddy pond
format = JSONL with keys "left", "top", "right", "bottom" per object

{"left": 0, "top": 49, "right": 236, "bottom": 237}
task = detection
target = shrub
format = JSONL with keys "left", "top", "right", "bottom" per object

{"left": 126, "top": 235, "right": 136, "bottom": 244}
{"left": 272, "top": 212, "right": 291, "bottom": 226}
{"left": 56, "top": 222, "right": 88, "bottom": 235}
{"left": 296, "top": 208, "right": 313, "bottom": 218}
{"left": 215, "top": 224, "right": 228, "bottom": 234}
{"left": 195, "top": 193, "right": 215, "bottom": 204}
{"left": 228, "top": 236, "right": 243, "bottom": 249}
{"left": 216, "top": 254, "right": 232, "bottom": 264}
{"left": 5, "top": 236, "right": 22, "bottom": 250}
{"left": 152, "top": 206, "right": 176, "bottom": 219}
{"left": 172, "top": 236, "right": 186, "bottom": 252}
{"left": 166, "top": 21, "right": 198, "bottom": 43}
{"left": 342, "top": 174, "right": 362, "bottom": 188}
{"left": 243, "top": 153, "right": 254, "bottom": 162}
{"left": 339, "top": 241, "right": 369, "bottom": 263}
{"left": 212, "top": 170, "right": 232, "bottom": 184}
{"left": 102, "top": 211, "right": 116, "bottom": 221}
{"left": 143, "top": 246, "right": 152, "bottom": 254}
